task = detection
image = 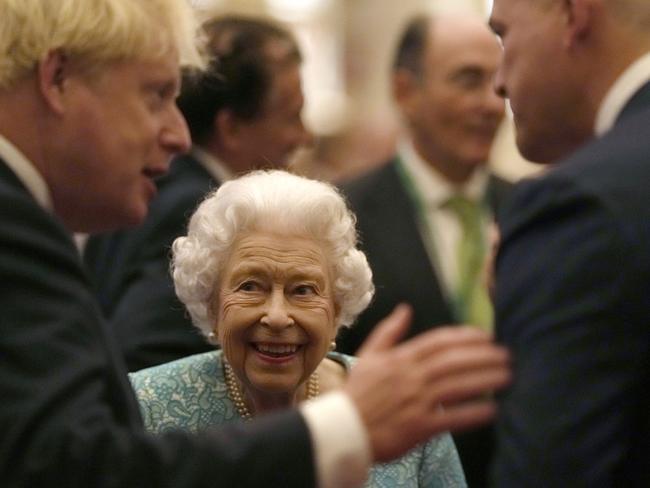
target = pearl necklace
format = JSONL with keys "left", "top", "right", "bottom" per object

{"left": 222, "top": 357, "right": 320, "bottom": 421}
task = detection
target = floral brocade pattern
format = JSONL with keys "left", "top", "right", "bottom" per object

{"left": 130, "top": 350, "right": 467, "bottom": 487}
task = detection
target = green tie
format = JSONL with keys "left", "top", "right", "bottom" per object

{"left": 443, "top": 194, "right": 493, "bottom": 331}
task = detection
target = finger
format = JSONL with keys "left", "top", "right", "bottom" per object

{"left": 435, "top": 368, "right": 512, "bottom": 405}
{"left": 429, "top": 400, "right": 498, "bottom": 434}
{"left": 396, "top": 325, "right": 495, "bottom": 363}
{"left": 421, "top": 343, "right": 511, "bottom": 382}
{"left": 357, "top": 303, "right": 413, "bottom": 356}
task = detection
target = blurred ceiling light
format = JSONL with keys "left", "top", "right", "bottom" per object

{"left": 189, "top": 0, "right": 209, "bottom": 7}
{"left": 266, "top": 0, "right": 329, "bottom": 19}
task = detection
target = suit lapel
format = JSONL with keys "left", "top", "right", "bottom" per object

{"left": 366, "top": 160, "right": 453, "bottom": 330}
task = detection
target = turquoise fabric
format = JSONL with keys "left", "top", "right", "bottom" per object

{"left": 130, "top": 350, "right": 467, "bottom": 487}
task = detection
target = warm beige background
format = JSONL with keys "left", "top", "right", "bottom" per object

{"left": 192, "top": 0, "right": 541, "bottom": 182}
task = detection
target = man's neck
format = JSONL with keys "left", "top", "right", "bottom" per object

{"left": 410, "top": 139, "right": 478, "bottom": 185}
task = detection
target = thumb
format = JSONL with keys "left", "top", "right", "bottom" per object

{"left": 356, "top": 303, "right": 412, "bottom": 356}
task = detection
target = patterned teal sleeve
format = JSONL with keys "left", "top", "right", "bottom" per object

{"left": 418, "top": 434, "right": 467, "bottom": 487}
{"left": 331, "top": 353, "right": 467, "bottom": 487}
{"left": 364, "top": 434, "right": 466, "bottom": 488}
{"left": 129, "top": 350, "right": 240, "bottom": 434}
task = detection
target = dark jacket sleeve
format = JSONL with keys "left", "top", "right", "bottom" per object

{"left": 491, "top": 173, "right": 650, "bottom": 486}
{"left": 0, "top": 175, "right": 315, "bottom": 488}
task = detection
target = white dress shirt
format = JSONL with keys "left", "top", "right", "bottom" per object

{"left": 0, "top": 134, "right": 52, "bottom": 211}
{"left": 595, "top": 51, "right": 650, "bottom": 136}
{"left": 398, "top": 140, "right": 492, "bottom": 298}
{"left": 190, "top": 145, "right": 235, "bottom": 184}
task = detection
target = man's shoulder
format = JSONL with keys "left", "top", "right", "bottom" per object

{"left": 536, "top": 110, "right": 650, "bottom": 207}
{"left": 0, "top": 160, "right": 77, "bottom": 257}
{"left": 339, "top": 157, "right": 400, "bottom": 206}
{"left": 130, "top": 350, "right": 221, "bottom": 387}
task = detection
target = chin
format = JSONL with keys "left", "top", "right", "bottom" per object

{"left": 459, "top": 156, "right": 489, "bottom": 172}
{"left": 122, "top": 207, "right": 149, "bottom": 229}
{"left": 516, "top": 134, "right": 558, "bottom": 164}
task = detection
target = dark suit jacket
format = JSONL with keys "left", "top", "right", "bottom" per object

{"left": 492, "top": 82, "right": 650, "bottom": 486}
{"left": 338, "top": 158, "right": 512, "bottom": 487}
{"left": 84, "top": 153, "right": 216, "bottom": 371}
{"left": 0, "top": 158, "right": 314, "bottom": 487}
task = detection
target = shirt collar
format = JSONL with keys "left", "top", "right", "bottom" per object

{"left": 398, "top": 139, "right": 489, "bottom": 208}
{"left": 0, "top": 134, "right": 53, "bottom": 211}
{"left": 191, "top": 146, "right": 235, "bottom": 184}
{"left": 595, "top": 51, "right": 650, "bottom": 136}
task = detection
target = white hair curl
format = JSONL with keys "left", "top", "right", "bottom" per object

{"left": 172, "top": 170, "right": 374, "bottom": 338}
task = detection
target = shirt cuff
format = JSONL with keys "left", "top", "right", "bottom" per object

{"left": 300, "top": 391, "right": 372, "bottom": 488}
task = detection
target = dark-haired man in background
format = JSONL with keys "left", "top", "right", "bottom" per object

{"left": 84, "top": 15, "right": 311, "bottom": 371}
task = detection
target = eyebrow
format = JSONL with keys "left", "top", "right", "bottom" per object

{"left": 229, "top": 262, "right": 327, "bottom": 282}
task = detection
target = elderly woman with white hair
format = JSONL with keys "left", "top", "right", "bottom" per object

{"left": 131, "top": 170, "right": 467, "bottom": 487}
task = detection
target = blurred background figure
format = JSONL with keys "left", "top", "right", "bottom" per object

{"left": 84, "top": 14, "right": 311, "bottom": 371}
{"left": 336, "top": 13, "right": 510, "bottom": 487}
{"left": 188, "top": 0, "right": 537, "bottom": 183}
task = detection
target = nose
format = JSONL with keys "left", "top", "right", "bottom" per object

{"left": 493, "top": 66, "right": 507, "bottom": 100}
{"left": 261, "top": 288, "right": 294, "bottom": 330}
{"left": 161, "top": 104, "right": 191, "bottom": 155}
{"left": 483, "top": 83, "right": 506, "bottom": 118}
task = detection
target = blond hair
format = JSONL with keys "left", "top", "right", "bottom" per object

{"left": 0, "top": 0, "right": 204, "bottom": 89}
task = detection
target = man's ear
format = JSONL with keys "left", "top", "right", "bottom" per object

{"left": 37, "top": 49, "right": 70, "bottom": 114}
{"left": 214, "top": 110, "right": 242, "bottom": 151}
{"left": 563, "top": 0, "right": 596, "bottom": 48}
{"left": 392, "top": 69, "right": 420, "bottom": 119}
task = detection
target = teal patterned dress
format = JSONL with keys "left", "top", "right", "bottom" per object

{"left": 130, "top": 350, "right": 467, "bottom": 487}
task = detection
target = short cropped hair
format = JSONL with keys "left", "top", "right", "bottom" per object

{"left": 0, "top": 0, "right": 203, "bottom": 90}
{"left": 172, "top": 170, "right": 374, "bottom": 337}
{"left": 177, "top": 15, "right": 302, "bottom": 145}
{"left": 392, "top": 15, "right": 431, "bottom": 78}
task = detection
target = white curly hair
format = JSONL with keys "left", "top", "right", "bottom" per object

{"left": 171, "top": 169, "right": 375, "bottom": 338}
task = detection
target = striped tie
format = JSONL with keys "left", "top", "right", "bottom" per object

{"left": 443, "top": 194, "right": 493, "bottom": 331}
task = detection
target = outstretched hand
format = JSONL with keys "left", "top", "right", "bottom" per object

{"left": 344, "top": 304, "right": 511, "bottom": 462}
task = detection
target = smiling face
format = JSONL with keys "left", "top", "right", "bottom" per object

{"left": 397, "top": 16, "right": 504, "bottom": 182}
{"left": 215, "top": 231, "right": 338, "bottom": 406}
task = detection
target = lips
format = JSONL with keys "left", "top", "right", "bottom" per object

{"left": 253, "top": 342, "right": 302, "bottom": 359}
